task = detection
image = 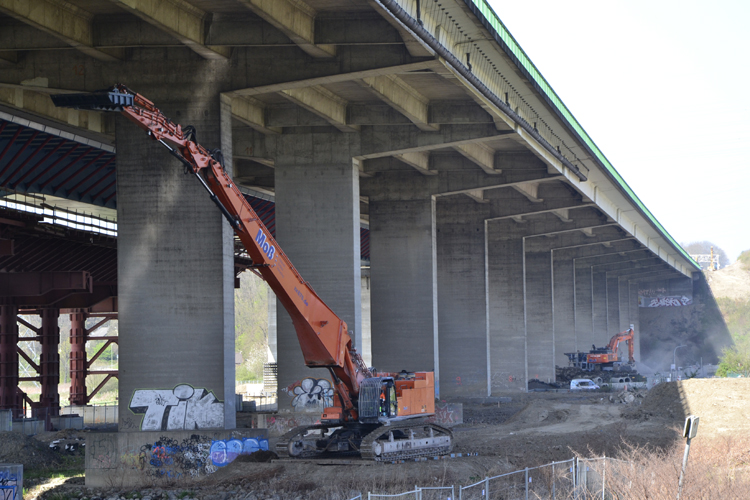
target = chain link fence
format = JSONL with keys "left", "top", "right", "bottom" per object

{"left": 343, "top": 457, "right": 627, "bottom": 500}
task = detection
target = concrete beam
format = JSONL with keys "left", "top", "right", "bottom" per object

{"left": 394, "top": 151, "right": 436, "bottom": 176}
{"left": 0, "top": 0, "right": 121, "bottom": 61}
{"left": 226, "top": 95, "right": 281, "bottom": 135}
{"left": 227, "top": 60, "right": 437, "bottom": 97}
{"left": 360, "top": 75, "right": 437, "bottom": 131}
{"left": 454, "top": 143, "right": 499, "bottom": 175}
{"left": 627, "top": 271, "right": 683, "bottom": 284}
{"left": 268, "top": 101, "right": 494, "bottom": 128}
{"left": 0, "top": 51, "right": 18, "bottom": 67}
{"left": 359, "top": 124, "right": 511, "bottom": 159}
{"left": 108, "top": 0, "right": 230, "bottom": 59}
{"left": 464, "top": 189, "right": 488, "bottom": 204}
{"left": 574, "top": 249, "right": 653, "bottom": 267}
{"left": 608, "top": 265, "right": 671, "bottom": 279}
{"left": 362, "top": 157, "right": 560, "bottom": 200}
{"left": 590, "top": 257, "right": 662, "bottom": 272}
{"left": 526, "top": 230, "right": 633, "bottom": 253}
{"left": 237, "top": 0, "right": 335, "bottom": 58}
{"left": 552, "top": 208, "right": 573, "bottom": 223}
{"left": 280, "top": 85, "right": 357, "bottom": 132}
{"left": 512, "top": 182, "right": 543, "bottom": 203}
{"left": 494, "top": 205, "right": 592, "bottom": 224}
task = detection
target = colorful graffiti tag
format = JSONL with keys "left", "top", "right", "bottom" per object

{"left": 134, "top": 435, "right": 215, "bottom": 478}
{"left": 638, "top": 295, "right": 693, "bottom": 308}
{"left": 129, "top": 384, "right": 224, "bottom": 431}
{"left": 0, "top": 468, "right": 20, "bottom": 500}
{"left": 209, "top": 437, "right": 269, "bottom": 467}
{"left": 285, "top": 378, "right": 334, "bottom": 410}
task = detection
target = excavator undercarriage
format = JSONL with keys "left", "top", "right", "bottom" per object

{"left": 277, "top": 421, "right": 454, "bottom": 461}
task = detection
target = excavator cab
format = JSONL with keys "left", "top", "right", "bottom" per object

{"left": 358, "top": 377, "right": 397, "bottom": 423}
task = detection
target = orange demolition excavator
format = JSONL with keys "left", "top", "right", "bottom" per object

{"left": 565, "top": 326, "right": 635, "bottom": 372}
{"left": 51, "top": 85, "right": 452, "bottom": 461}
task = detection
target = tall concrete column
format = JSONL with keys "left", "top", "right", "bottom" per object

{"left": 361, "top": 272, "right": 372, "bottom": 367}
{"left": 272, "top": 132, "right": 361, "bottom": 412}
{"left": 368, "top": 174, "right": 438, "bottom": 388}
{"left": 627, "top": 281, "right": 641, "bottom": 362}
{"left": 117, "top": 80, "right": 235, "bottom": 430}
{"left": 486, "top": 229, "right": 526, "bottom": 392}
{"left": 525, "top": 249, "right": 554, "bottom": 382}
{"left": 39, "top": 308, "right": 60, "bottom": 415}
{"left": 607, "top": 275, "right": 621, "bottom": 334}
{"left": 574, "top": 266, "right": 595, "bottom": 352}
{"left": 0, "top": 304, "right": 19, "bottom": 414}
{"left": 592, "top": 271, "right": 608, "bottom": 337}
{"left": 552, "top": 255, "right": 576, "bottom": 370}
{"left": 618, "top": 278, "right": 631, "bottom": 332}
{"left": 436, "top": 199, "right": 489, "bottom": 397}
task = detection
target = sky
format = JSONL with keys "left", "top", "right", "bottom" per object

{"left": 487, "top": 0, "right": 750, "bottom": 262}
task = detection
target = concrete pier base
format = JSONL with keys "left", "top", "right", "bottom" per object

{"left": 116, "top": 88, "right": 236, "bottom": 431}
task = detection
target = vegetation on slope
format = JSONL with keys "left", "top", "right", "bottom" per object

{"left": 235, "top": 272, "right": 271, "bottom": 382}
{"left": 715, "top": 249, "right": 750, "bottom": 376}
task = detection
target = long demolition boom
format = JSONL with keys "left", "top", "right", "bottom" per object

{"left": 51, "top": 85, "right": 370, "bottom": 421}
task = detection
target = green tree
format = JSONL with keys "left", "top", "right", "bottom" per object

{"left": 235, "top": 271, "right": 270, "bottom": 382}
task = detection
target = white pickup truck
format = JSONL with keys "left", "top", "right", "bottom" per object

{"left": 570, "top": 379, "right": 600, "bottom": 391}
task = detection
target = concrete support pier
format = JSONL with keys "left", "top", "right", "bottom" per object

{"left": 369, "top": 173, "right": 438, "bottom": 387}
{"left": 487, "top": 232, "right": 526, "bottom": 392}
{"left": 437, "top": 199, "right": 489, "bottom": 397}
{"left": 525, "top": 249, "right": 554, "bottom": 382}
{"left": 272, "top": 132, "right": 361, "bottom": 412}
{"left": 116, "top": 85, "right": 236, "bottom": 431}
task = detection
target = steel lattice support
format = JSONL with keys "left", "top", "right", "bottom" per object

{"left": 68, "top": 311, "right": 118, "bottom": 405}
{"left": 39, "top": 308, "right": 60, "bottom": 416}
{"left": 0, "top": 303, "right": 21, "bottom": 415}
{"left": 69, "top": 310, "right": 87, "bottom": 406}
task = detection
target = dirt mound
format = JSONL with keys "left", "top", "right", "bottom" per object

{"left": 706, "top": 260, "right": 750, "bottom": 300}
{"left": 624, "top": 379, "right": 750, "bottom": 437}
{"left": 0, "top": 431, "right": 60, "bottom": 469}
{"left": 505, "top": 400, "right": 570, "bottom": 427}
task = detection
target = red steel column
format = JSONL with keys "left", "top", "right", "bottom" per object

{"left": 69, "top": 310, "right": 87, "bottom": 406}
{"left": 0, "top": 304, "right": 20, "bottom": 414}
{"left": 39, "top": 308, "right": 60, "bottom": 416}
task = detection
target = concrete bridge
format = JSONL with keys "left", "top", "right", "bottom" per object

{"left": 0, "top": 0, "right": 707, "bottom": 431}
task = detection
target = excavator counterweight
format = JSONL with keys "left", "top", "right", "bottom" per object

{"left": 52, "top": 85, "right": 452, "bottom": 461}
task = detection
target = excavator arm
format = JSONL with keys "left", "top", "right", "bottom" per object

{"left": 51, "top": 85, "right": 370, "bottom": 421}
{"left": 606, "top": 326, "right": 635, "bottom": 364}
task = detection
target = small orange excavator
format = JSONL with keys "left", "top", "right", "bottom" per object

{"left": 565, "top": 326, "right": 635, "bottom": 372}
{"left": 52, "top": 85, "right": 452, "bottom": 461}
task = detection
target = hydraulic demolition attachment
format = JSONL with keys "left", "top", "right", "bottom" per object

{"left": 51, "top": 85, "right": 452, "bottom": 460}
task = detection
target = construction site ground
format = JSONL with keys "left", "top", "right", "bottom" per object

{"left": 8, "top": 378, "right": 749, "bottom": 499}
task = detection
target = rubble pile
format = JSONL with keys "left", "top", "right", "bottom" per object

{"left": 609, "top": 389, "right": 645, "bottom": 405}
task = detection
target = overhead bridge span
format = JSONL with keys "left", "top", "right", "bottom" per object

{"left": 0, "top": 0, "right": 719, "bottom": 430}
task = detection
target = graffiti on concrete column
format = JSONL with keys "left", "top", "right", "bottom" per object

{"left": 638, "top": 295, "right": 693, "bottom": 307}
{"left": 129, "top": 384, "right": 223, "bottom": 431}
{"left": 285, "top": 377, "right": 334, "bottom": 410}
